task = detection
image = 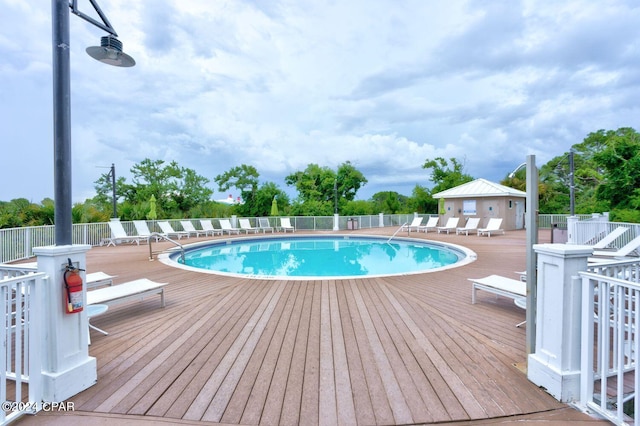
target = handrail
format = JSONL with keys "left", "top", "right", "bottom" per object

{"left": 387, "top": 222, "right": 408, "bottom": 243}
{"left": 148, "top": 233, "right": 185, "bottom": 263}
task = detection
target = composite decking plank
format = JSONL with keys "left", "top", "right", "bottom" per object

{"left": 254, "top": 282, "right": 307, "bottom": 425}
{"left": 328, "top": 281, "right": 357, "bottom": 426}
{"left": 343, "top": 279, "right": 395, "bottom": 424}
{"left": 350, "top": 279, "right": 414, "bottom": 424}
{"left": 279, "top": 281, "right": 315, "bottom": 426}
{"left": 334, "top": 281, "right": 377, "bottom": 425}
{"left": 183, "top": 281, "right": 286, "bottom": 421}
{"left": 358, "top": 279, "right": 438, "bottom": 423}
{"left": 318, "top": 281, "right": 338, "bottom": 425}
{"left": 200, "top": 281, "right": 288, "bottom": 422}
{"left": 127, "top": 283, "right": 255, "bottom": 416}
{"left": 162, "top": 282, "right": 275, "bottom": 419}
{"left": 221, "top": 280, "right": 296, "bottom": 424}
{"left": 299, "top": 280, "right": 322, "bottom": 425}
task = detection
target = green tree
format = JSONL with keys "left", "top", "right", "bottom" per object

{"left": 215, "top": 164, "right": 260, "bottom": 212}
{"left": 593, "top": 127, "right": 640, "bottom": 213}
{"left": 422, "top": 157, "right": 473, "bottom": 193}
{"left": 285, "top": 162, "right": 368, "bottom": 214}
{"left": 407, "top": 185, "right": 438, "bottom": 214}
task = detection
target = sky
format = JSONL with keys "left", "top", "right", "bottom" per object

{"left": 1, "top": 1, "right": 640, "bottom": 204}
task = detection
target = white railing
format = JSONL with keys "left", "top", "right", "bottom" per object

{"left": 0, "top": 270, "right": 45, "bottom": 424}
{"left": 580, "top": 259, "right": 640, "bottom": 425}
{"left": 0, "top": 214, "right": 423, "bottom": 264}
{"left": 571, "top": 215, "right": 639, "bottom": 248}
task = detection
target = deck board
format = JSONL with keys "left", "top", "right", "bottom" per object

{"left": 19, "top": 228, "right": 611, "bottom": 425}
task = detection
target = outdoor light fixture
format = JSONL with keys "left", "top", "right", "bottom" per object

{"left": 86, "top": 35, "right": 135, "bottom": 67}
{"left": 52, "top": 0, "right": 135, "bottom": 245}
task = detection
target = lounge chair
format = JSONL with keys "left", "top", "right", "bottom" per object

{"left": 219, "top": 219, "right": 240, "bottom": 235}
{"left": 87, "top": 278, "right": 166, "bottom": 308}
{"left": 417, "top": 216, "right": 439, "bottom": 233}
{"left": 158, "top": 221, "right": 189, "bottom": 239}
{"left": 436, "top": 217, "right": 460, "bottom": 234}
{"left": 477, "top": 218, "right": 505, "bottom": 237}
{"left": 456, "top": 217, "right": 481, "bottom": 236}
{"left": 103, "top": 221, "right": 142, "bottom": 247}
{"left": 86, "top": 272, "right": 116, "bottom": 289}
{"left": 592, "top": 226, "right": 629, "bottom": 249}
{"left": 199, "top": 219, "right": 223, "bottom": 236}
{"left": 239, "top": 218, "right": 260, "bottom": 234}
{"left": 258, "top": 217, "right": 274, "bottom": 233}
{"left": 469, "top": 274, "right": 526, "bottom": 304}
{"left": 401, "top": 217, "right": 424, "bottom": 232}
{"left": 133, "top": 220, "right": 160, "bottom": 242}
{"left": 180, "top": 220, "right": 205, "bottom": 237}
{"left": 280, "top": 217, "right": 295, "bottom": 233}
{"left": 592, "top": 234, "right": 640, "bottom": 258}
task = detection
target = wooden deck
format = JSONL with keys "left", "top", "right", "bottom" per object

{"left": 21, "top": 228, "right": 608, "bottom": 425}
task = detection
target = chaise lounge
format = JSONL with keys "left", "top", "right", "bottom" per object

{"left": 87, "top": 278, "right": 166, "bottom": 308}
{"left": 469, "top": 274, "right": 526, "bottom": 304}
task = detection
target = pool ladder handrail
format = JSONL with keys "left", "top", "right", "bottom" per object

{"left": 387, "top": 222, "right": 409, "bottom": 243}
{"left": 148, "top": 232, "right": 185, "bottom": 263}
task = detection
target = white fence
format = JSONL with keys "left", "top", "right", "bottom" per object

{"left": 0, "top": 268, "right": 45, "bottom": 424}
{"left": 571, "top": 214, "right": 640, "bottom": 248}
{"left": 580, "top": 260, "right": 640, "bottom": 425}
{"left": 0, "top": 214, "right": 425, "bottom": 264}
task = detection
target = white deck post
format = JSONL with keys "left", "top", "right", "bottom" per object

{"left": 379, "top": 212, "right": 384, "bottom": 227}
{"left": 527, "top": 243, "right": 592, "bottom": 402}
{"left": 33, "top": 244, "right": 97, "bottom": 402}
{"left": 333, "top": 214, "right": 339, "bottom": 231}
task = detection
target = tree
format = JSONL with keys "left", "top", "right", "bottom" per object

{"left": 285, "top": 162, "right": 368, "bottom": 213}
{"left": 422, "top": 157, "right": 473, "bottom": 193}
{"left": 407, "top": 185, "right": 438, "bottom": 214}
{"left": 593, "top": 128, "right": 640, "bottom": 212}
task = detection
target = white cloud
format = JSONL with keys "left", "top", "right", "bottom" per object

{"left": 1, "top": 0, "right": 639, "bottom": 204}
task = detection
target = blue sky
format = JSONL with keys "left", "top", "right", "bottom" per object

{"left": 1, "top": 1, "right": 639, "bottom": 203}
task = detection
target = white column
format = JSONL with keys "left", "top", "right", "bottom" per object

{"left": 333, "top": 214, "right": 339, "bottom": 231}
{"left": 527, "top": 243, "right": 592, "bottom": 402}
{"left": 566, "top": 216, "right": 578, "bottom": 244}
{"left": 379, "top": 212, "right": 384, "bottom": 227}
{"left": 33, "top": 244, "right": 96, "bottom": 402}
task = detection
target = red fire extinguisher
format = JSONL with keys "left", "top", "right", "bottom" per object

{"left": 64, "top": 258, "right": 84, "bottom": 314}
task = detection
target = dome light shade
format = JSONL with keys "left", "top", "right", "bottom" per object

{"left": 86, "top": 35, "right": 135, "bottom": 67}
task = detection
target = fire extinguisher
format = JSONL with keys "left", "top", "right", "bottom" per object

{"left": 64, "top": 258, "right": 85, "bottom": 314}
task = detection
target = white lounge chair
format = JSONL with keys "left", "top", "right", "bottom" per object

{"left": 418, "top": 216, "right": 439, "bottom": 233}
{"left": 592, "top": 234, "right": 640, "bottom": 258}
{"left": 133, "top": 220, "right": 160, "bottom": 242}
{"left": 258, "top": 217, "right": 274, "bottom": 233}
{"left": 103, "top": 221, "right": 142, "bottom": 247}
{"left": 199, "top": 219, "right": 223, "bottom": 236}
{"left": 180, "top": 220, "right": 205, "bottom": 237}
{"left": 477, "top": 218, "right": 505, "bottom": 237}
{"left": 86, "top": 272, "right": 116, "bottom": 289}
{"left": 219, "top": 219, "right": 240, "bottom": 235}
{"left": 87, "top": 278, "right": 166, "bottom": 308}
{"left": 239, "top": 218, "right": 260, "bottom": 234}
{"left": 592, "top": 226, "right": 629, "bottom": 249}
{"left": 456, "top": 217, "right": 481, "bottom": 236}
{"left": 401, "top": 217, "right": 423, "bottom": 232}
{"left": 469, "top": 274, "right": 526, "bottom": 304}
{"left": 436, "top": 217, "right": 460, "bottom": 234}
{"left": 158, "top": 221, "right": 189, "bottom": 239}
{"left": 280, "top": 217, "right": 295, "bottom": 233}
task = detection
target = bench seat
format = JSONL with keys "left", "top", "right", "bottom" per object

{"left": 469, "top": 274, "right": 526, "bottom": 304}
{"left": 87, "top": 278, "right": 166, "bottom": 307}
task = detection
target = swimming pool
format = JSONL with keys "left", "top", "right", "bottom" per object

{"left": 161, "top": 235, "right": 476, "bottom": 279}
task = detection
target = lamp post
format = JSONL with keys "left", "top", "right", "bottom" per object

{"left": 52, "top": 0, "right": 134, "bottom": 245}
{"left": 98, "top": 163, "right": 117, "bottom": 218}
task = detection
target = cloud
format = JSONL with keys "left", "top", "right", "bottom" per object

{"left": 1, "top": 0, "right": 639, "bottom": 204}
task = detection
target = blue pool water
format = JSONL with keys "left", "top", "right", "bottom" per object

{"left": 168, "top": 235, "right": 474, "bottom": 279}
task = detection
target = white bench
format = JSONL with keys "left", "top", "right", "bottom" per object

{"left": 469, "top": 274, "right": 526, "bottom": 304}
{"left": 86, "top": 272, "right": 116, "bottom": 289}
{"left": 87, "top": 278, "right": 166, "bottom": 308}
